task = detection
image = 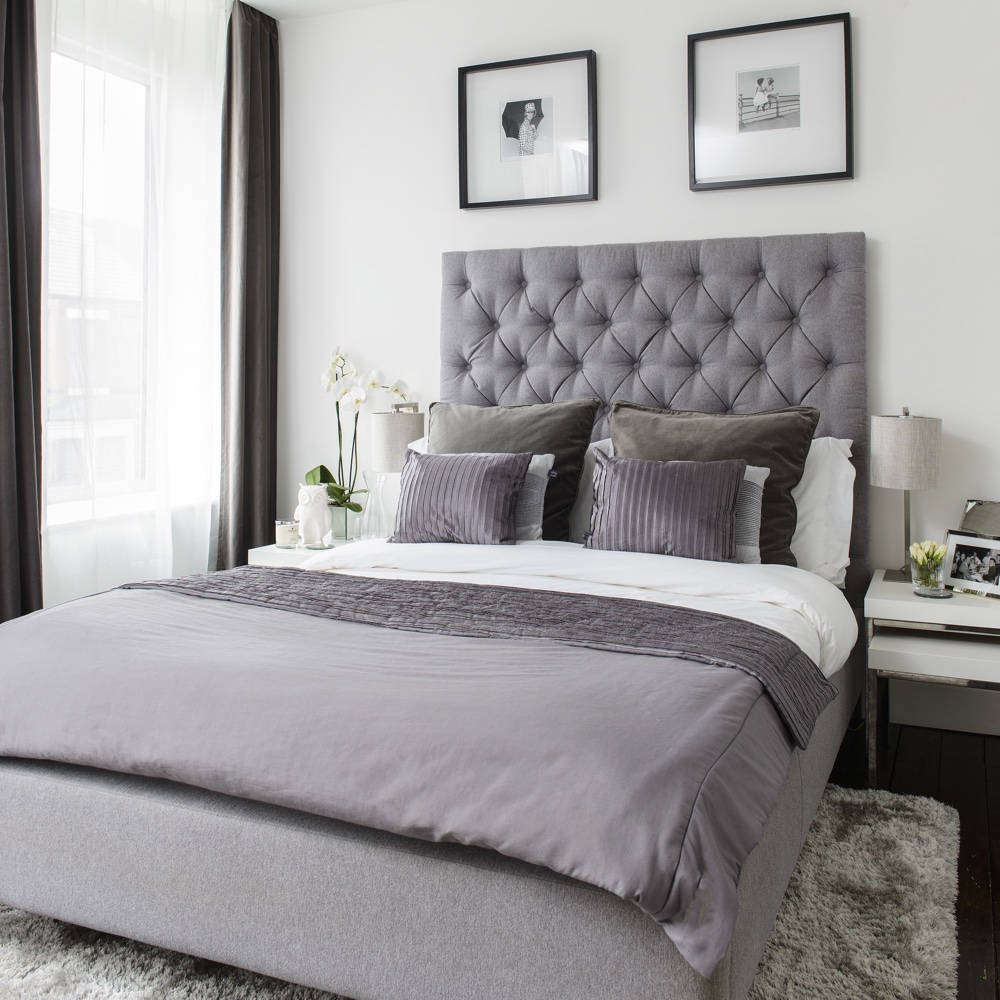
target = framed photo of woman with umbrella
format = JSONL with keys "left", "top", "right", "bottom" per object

{"left": 500, "top": 99, "right": 548, "bottom": 160}
{"left": 459, "top": 50, "right": 597, "bottom": 209}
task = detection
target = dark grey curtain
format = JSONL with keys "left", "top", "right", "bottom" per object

{"left": 0, "top": 0, "right": 42, "bottom": 623}
{"left": 217, "top": 1, "right": 280, "bottom": 569}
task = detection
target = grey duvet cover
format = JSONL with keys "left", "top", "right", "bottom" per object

{"left": 0, "top": 570, "right": 833, "bottom": 976}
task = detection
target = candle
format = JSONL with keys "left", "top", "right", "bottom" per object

{"left": 275, "top": 519, "right": 299, "bottom": 548}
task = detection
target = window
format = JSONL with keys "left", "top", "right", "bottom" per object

{"left": 44, "top": 53, "right": 150, "bottom": 514}
{"left": 40, "top": 0, "right": 225, "bottom": 607}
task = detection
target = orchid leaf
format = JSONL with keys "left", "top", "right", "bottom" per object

{"left": 304, "top": 464, "right": 336, "bottom": 486}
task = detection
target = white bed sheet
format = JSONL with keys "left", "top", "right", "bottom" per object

{"left": 302, "top": 540, "right": 857, "bottom": 678}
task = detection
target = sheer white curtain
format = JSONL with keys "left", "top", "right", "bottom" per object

{"left": 38, "top": 0, "right": 230, "bottom": 605}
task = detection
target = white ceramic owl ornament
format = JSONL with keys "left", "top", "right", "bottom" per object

{"left": 294, "top": 484, "right": 332, "bottom": 547}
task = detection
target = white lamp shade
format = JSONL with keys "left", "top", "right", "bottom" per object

{"left": 870, "top": 412, "right": 941, "bottom": 491}
{"left": 370, "top": 411, "right": 425, "bottom": 472}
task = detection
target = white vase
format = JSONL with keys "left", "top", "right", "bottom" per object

{"left": 294, "top": 484, "right": 332, "bottom": 547}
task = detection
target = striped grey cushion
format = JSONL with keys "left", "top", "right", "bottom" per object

{"left": 391, "top": 450, "right": 532, "bottom": 545}
{"left": 586, "top": 451, "right": 746, "bottom": 562}
{"left": 736, "top": 466, "right": 770, "bottom": 564}
{"left": 406, "top": 439, "right": 554, "bottom": 542}
{"left": 516, "top": 454, "right": 555, "bottom": 541}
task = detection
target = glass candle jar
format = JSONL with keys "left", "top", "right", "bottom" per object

{"left": 275, "top": 519, "right": 299, "bottom": 548}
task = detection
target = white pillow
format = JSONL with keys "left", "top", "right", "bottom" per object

{"left": 790, "top": 437, "right": 855, "bottom": 587}
{"left": 405, "top": 437, "right": 553, "bottom": 541}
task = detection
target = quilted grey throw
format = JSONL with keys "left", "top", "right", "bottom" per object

{"left": 122, "top": 566, "right": 834, "bottom": 749}
{"left": 0, "top": 566, "right": 836, "bottom": 977}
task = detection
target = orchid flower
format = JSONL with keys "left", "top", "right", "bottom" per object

{"left": 321, "top": 364, "right": 341, "bottom": 392}
{"left": 339, "top": 385, "right": 367, "bottom": 415}
{"left": 334, "top": 376, "right": 360, "bottom": 403}
{"left": 307, "top": 348, "right": 415, "bottom": 511}
{"left": 388, "top": 379, "right": 411, "bottom": 402}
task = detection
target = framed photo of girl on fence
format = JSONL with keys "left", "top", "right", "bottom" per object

{"left": 688, "top": 13, "right": 853, "bottom": 191}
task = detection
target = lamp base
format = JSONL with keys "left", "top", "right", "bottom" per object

{"left": 882, "top": 567, "right": 908, "bottom": 583}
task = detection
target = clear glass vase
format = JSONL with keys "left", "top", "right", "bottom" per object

{"left": 329, "top": 505, "right": 358, "bottom": 540}
{"left": 911, "top": 560, "right": 946, "bottom": 598}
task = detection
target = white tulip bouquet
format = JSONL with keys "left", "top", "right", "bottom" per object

{"left": 909, "top": 539, "right": 948, "bottom": 591}
{"left": 305, "top": 347, "right": 410, "bottom": 511}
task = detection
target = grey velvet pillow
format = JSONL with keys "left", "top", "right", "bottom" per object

{"left": 427, "top": 399, "right": 600, "bottom": 542}
{"left": 391, "top": 450, "right": 532, "bottom": 545}
{"left": 585, "top": 451, "right": 746, "bottom": 562}
{"left": 610, "top": 402, "right": 820, "bottom": 566}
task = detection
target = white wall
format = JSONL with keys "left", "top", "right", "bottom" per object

{"left": 278, "top": 0, "right": 1000, "bottom": 574}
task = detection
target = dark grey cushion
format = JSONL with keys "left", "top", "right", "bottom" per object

{"left": 585, "top": 451, "right": 746, "bottom": 562}
{"left": 427, "top": 399, "right": 600, "bottom": 542}
{"left": 391, "top": 450, "right": 532, "bottom": 545}
{"left": 610, "top": 403, "right": 820, "bottom": 566}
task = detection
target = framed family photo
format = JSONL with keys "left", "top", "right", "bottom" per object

{"left": 943, "top": 528, "right": 1000, "bottom": 599}
{"left": 458, "top": 50, "right": 597, "bottom": 209}
{"left": 688, "top": 13, "right": 853, "bottom": 191}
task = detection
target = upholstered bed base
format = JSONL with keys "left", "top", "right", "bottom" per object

{"left": 2, "top": 232, "right": 867, "bottom": 998}
{"left": 0, "top": 651, "right": 860, "bottom": 1000}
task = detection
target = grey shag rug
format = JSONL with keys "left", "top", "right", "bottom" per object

{"left": 0, "top": 785, "right": 959, "bottom": 1000}
{"left": 748, "top": 785, "right": 959, "bottom": 999}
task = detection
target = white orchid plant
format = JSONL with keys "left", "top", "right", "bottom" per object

{"left": 305, "top": 347, "right": 411, "bottom": 511}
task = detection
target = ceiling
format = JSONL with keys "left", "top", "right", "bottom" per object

{"left": 251, "top": 0, "right": 403, "bottom": 19}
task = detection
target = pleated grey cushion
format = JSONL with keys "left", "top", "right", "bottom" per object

{"left": 391, "top": 450, "right": 532, "bottom": 545}
{"left": 586, "top": 451, "right": 746, "bottom": 561}
{"left": 736, "top": 466, "right": 770, "bottom": 564}
{"left": 515, "top": 454, "right": 555, "bottom": 541}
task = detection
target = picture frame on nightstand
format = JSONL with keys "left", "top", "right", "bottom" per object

{"left": 943, "top": 528, "right": 1000, "bottom": 599}
{"left": 959, "top": 498, "right": 1000, "bottom": 537}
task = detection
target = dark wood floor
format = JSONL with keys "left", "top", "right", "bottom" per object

{"left": 830, "top": 722, "right": 1000, "bottom": 999}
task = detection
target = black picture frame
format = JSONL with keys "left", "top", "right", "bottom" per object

{"left": 458, "top": 50, "right": 597, "bottom": 210}
{"left": 688, "top": 13, "right": 853, "bottom": 191}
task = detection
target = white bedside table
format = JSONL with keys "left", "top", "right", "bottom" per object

{"left": 248, "top": 539, "right": 353, "bottom": 567}
{"left": 864, "top": 568, "right": 1000, "bottom": 786}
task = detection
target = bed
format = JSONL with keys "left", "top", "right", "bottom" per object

{"left": 0, "top": 232, "right": 867, "bottom": 1000}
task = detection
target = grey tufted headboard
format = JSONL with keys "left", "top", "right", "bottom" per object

{"left": 440, "top": 233, "right": 868, "bottom": 603}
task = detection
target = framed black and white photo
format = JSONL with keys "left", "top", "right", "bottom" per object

{"left": 688, "top": 13, "right": 853, "bottom": 191}
{"left": 943, "top": 528, "right": 1000, "bottom": 599}
{"left": 458, "top": 50, "right": 597, "bottom": 209}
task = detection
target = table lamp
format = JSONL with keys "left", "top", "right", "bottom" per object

{"left": 870, "top": 407, "right": 942, "bottom": 582}
{"left": 358, "top": 405, "right": 425, "bottom": 539}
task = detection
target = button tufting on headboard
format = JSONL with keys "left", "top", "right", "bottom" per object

{"left": 440, "top": 233, "right": 868, "bottom": 601}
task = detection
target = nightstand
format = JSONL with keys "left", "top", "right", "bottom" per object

{"left": 248, "top": 539, "right": 353, "bottom": 567}
{"left": 865, "top": 568, "right": 1000, "bottom": 786}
